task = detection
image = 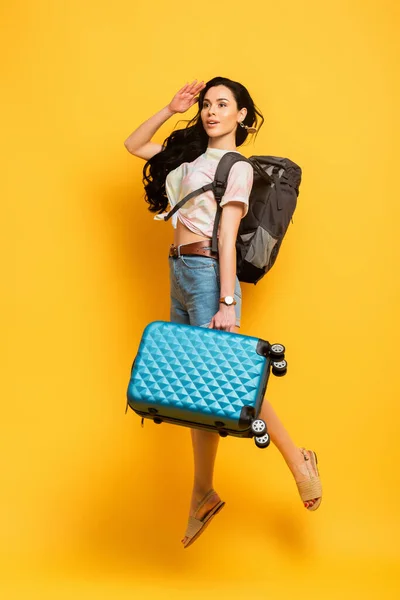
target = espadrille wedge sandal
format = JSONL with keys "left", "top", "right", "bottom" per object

{"left": 182, "top": 489, "right": 225, "bottom": 549}
{"left": 297, "top": 448, "right": 322, "bottom": 511}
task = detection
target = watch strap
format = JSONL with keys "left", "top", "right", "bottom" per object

{"left": 219, "top": 296, "right": 237, "bottom": 306}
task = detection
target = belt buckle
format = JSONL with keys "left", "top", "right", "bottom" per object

{"left": 169, "top": 244, "right": 179, "bottom": 258}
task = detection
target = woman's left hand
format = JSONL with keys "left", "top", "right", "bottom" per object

{"left": 209, "top": 305, "right": 236, "bottom": 332}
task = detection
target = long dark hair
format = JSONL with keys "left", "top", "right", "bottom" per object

{"left": 142, "top": 76, "right": 264, "bottom": 214}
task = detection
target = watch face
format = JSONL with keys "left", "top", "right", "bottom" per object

{"left": 225, "top": 296, "right": 234, "bottom": 305}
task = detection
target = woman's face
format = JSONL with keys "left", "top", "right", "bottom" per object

{"left": 200, "top": 85, "right": 247, "bottom": 139}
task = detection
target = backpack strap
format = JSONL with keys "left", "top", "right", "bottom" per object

{"left": 161, "top": 152, "right": 250, "bottom": 254}
{"left": 162, "top": 184, "right": 214, "bottom": 221}
{"left": 210, "top": 153, "right": 251, "bottom": 253}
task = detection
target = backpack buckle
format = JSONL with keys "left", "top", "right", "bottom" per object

{"left": 213, "top": 180, "right": 226, "bottom": 199}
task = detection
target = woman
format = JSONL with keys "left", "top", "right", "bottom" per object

{"left": 124, "top": 77, "right": 322, "bottom": 549}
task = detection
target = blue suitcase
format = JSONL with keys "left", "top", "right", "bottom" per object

{"left": 126, "top": 321, "right": 287, "bottom": 449}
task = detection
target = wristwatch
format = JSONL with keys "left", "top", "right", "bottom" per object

{"left": 219, "top": 296, "right": 237, "bottom": 306}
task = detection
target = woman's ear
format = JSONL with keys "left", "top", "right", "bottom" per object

{"left": 238, "top": 107, "right": 248, "bottom": 123}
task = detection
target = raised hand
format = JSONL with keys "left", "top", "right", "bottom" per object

{"left": 168, "top": 80, "right": 206, "bottom": 114}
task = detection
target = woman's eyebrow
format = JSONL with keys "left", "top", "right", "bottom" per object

{"left": 203, "top": 97, "right": 230, "bottom": 102}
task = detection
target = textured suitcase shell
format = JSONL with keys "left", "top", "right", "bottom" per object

{"left": 126, "top": 321, "right": 273, "bottom": 437}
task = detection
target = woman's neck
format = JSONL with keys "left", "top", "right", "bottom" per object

{"left": 207, "top": 133, "right": 237, "bottom": 151}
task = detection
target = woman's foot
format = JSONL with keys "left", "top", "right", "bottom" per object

{"left": 181, "top": 488, "right": 223, "bottom": 547}
{"left": 288, "top": 448, "right": 322, "bottom": 510}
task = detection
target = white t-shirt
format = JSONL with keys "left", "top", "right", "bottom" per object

{"left": 154, "top": 147, "right": 253, "bottom": 238}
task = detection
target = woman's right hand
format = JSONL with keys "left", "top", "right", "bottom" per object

{"left": 168, "top": 80, "right": 206, "bottom": 114}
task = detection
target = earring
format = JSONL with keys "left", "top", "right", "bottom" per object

{"left": 239, "top": 121, "right": 257, "bottom": 134}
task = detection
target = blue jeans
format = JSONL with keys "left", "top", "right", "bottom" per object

{"left": 169, "top": 254, "right": 242, "bottom": 328}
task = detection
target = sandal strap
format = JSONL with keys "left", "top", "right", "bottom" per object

{"left": 296, "top": 447, "right": 322, "bottom": 502}
{"left": 297, "top": 477, "right": 322, "bottom": 502}
{"left": 185, "top": 515, "right": 205, "bottom": 539}
{"left": 184, "top": 490, "right": 219, "bottom": 541}
{"left": 194, "top": 489, "right": 216, "bottom": 518}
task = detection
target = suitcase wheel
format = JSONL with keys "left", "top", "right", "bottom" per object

{"left": 251, "top": 419, "right": 267, "bottom": 437}
{"left": 270, "top": 343, "right": 285, "bottom": 359}
{"left": 272, "top": 359, "right": 287, "bottom": 377}
{"left": 153, "top": 417, "right": 163, "bottom": 424}
{"left": 254, "top": 432, "right": 270, "bottom": 449}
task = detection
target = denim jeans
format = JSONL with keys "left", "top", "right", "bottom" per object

{"left": 168, "top": 254, "right": 242, "bottom": 328}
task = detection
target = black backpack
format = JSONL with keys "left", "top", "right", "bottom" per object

{"left": 163, "top": 153, "right": 302, "bottom": 284}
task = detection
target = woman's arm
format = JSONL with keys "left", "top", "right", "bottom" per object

{"left": 209, "top": 161, "right": 253, "bottom": 332}
{"left": 124, "top": 105, "right": 176, "bottom": 160}
{"left": 210, "top": 202, "right": 243, "bottom": 332}
{"left": 124, "top": 80, "right": 206, "bottom": 161}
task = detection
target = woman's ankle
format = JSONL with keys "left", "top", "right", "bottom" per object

{"left": 192, "top": 481, "right": 214, "bottom": 500}
{"left": 280, "top": 446, "right": 306, "bottom": 475}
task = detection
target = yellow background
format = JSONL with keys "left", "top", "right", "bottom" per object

{"left": 2, "top": 0, "right": 399, "bottom": 598}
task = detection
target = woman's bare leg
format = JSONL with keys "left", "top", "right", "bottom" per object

{"left": 181, "top": 428, "right": 221, "bottom": 545}
{"left": 258, "top": 398, "right": 301, "bottom": 466}
{"left": 241, "top": 325, "right": 320, "bottom": 509}
{"left": 258, "top": 398, "right": 320, "bottom": 508}
{"left": 190, "top": 428, "right": 220, "bottom": 495}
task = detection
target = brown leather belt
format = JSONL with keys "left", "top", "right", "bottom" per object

{"left": 169, "top": 239, "right": 218, "bottom": 259}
